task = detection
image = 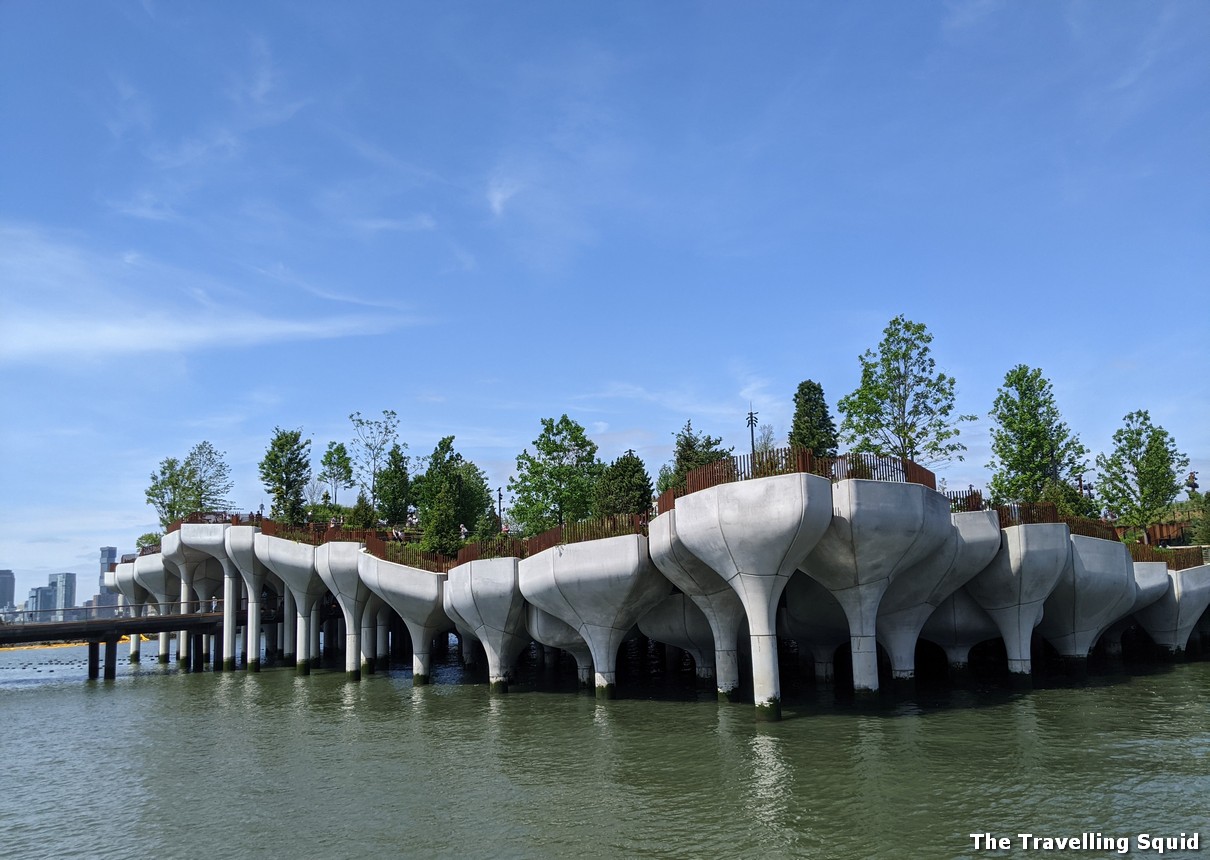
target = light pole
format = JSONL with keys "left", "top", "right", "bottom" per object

{"left": 746, "top": 405, "right": 759, "bottom": 458}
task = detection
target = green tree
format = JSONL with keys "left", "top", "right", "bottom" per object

{"left": 986, "top": 365, "right": 1089, "bottom": 506}
{"left": 655, "top": 420, "right": 732, "bottom": 494}
{"left": 595, "top": 449, "right": 654, "bottom": 517}
{"left": 376, "top": 443, "right": 411, "bottom": 525}
{"left": 318, "top": 441, "right": 354, "bottom": 506}
{"left": 144, "top": 441, "right": 235, "bottom": 528}
{"left": 788, "top": 379, "right": 838, "bottom": 457}
{"left": 346, "top": 491, "right": 377, "bottom": 529}
{"left": 837, "top": 315, "right": 975, "bottom": 466}
{"left": 259, "top": 427, "right": 311, "bottom": 525}
{"left": 1096, "top": 410, "right": 1190, "bottom": 543}
{"left": 136, "top": 532, "right": 162, "bottom": 550}
{"left": 349, "top": 410, "right": 400, "bottom": 510}
{"left": 413, "top": 437, "right": 495, "bottom": 550}
{"left": 507, "top": 416, "right": 603, "bottom": 534}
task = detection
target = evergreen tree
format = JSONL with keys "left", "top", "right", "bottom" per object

{"left": 258, "top": 427, "right": 311, "bottom": 525}
{"left": 788, "top": 380, "right": 838, "bottom": 457}
{"left": 655, "top": 420, "right": 732, "bottom": 494}
{"left": 507, "top": 416, "right": 603, "bottom": 534}
{"left": 376, "top": 443, "right": 411, "bottom": 525}
{"left": 318, "top": 441, "right": 354, "bottom": 505}
{"left": 986, "top": 365, "right": 1089, "bottom": 506}
{"left": 595, "top": 450, "right": 654, "bottom": 517}
{"left": 837, "top": 315, "right": 975, "bottom": 466}
{"left": 1095, "top": 410, "right": 1189, "bottom": 543}
{"left": 346, "top": 491, "right": 377, "bottom": 529}
{"left": 412, "top": 437, "right": 494, "bottom": 545}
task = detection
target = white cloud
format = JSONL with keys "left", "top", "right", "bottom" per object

{"left": 487, "top": 175, "right": 523, "bottom": 216}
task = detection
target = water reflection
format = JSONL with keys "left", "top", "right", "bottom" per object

{"left": 745, "top": 731, "right": 792, "bottom": 827}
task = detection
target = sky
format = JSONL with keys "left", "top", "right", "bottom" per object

{"left": 1, "top": 1, "right": 1207, "bottom": 603}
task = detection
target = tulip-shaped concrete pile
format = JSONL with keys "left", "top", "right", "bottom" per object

{"left": 1038, "top": 536, "right": 1135, "bottom": 666}
{"left": 648, "top": 510, "right": 746, "bottom": 699}
{"left": 637, "top": 592, "right": 716, "bottom": 679}
{"left": 525, "top": 603, "right": 594, "bottom": 685}
{"left": 1134, "top": 564, "right": 1210, "bottom": 657}
{"left": 181, "top": 523, "right": 241, "bottom": 670}
{"left": 519, "top": 533, "right": 670, "bottom": 699}
{"left": 225, "top": 525, "right": 281, "bottom": 672}
{"left": 675, "top": 472, "right": 833, "bottom": 719}
{"left": 359, "top": 551, "right": 450, "bottom": 685}
{"left": 113, "top": 561, "right": 149, "bottom": 661}
{"left": 965, "top": 523, "right": 1071, "bottom": 678}
{"left": 315, "top": 541, "right": 374, "bottom": 680}
{"left": 780, "top": 572, "right": 851, "bottom": 683}
{"left": 255, "top": 534, "right": 326, "bottom": 674}
{"left": 446, "top": 557, "right": 530, "bottom": 693}
{"left": 1098, "top": 562, "right": 1171, "bottom": 659}
{"left": 920, "top": 587, "right": 1003, "bottom": 673}
{"left": 133, "top": 552, "right": 181, "bottom": 662}
{"left": 877, "top": 510, "right": 1002, "bottom": 682}
{"left": 801, "top": 480, "right": 951, "bottom": 695}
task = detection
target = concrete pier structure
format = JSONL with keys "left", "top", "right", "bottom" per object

{"left": 920, "top": 587, "right": 1003, "bottom": 675}
{"left": 315, "top": 541, "right": 373, "bottom": 680}
{"left": 637, "top": 592, "right": 716, "bottom": 680}
{"left": 965, "top": 523, "right": 1071, "bottom": 678}
{"left": 648, "top": 510, "right": 746, "bottom": 699}
{"left": 113, "top": 561, "right": 148, "bottom": 661}
{"left": 518, "top": 533, "right": 670, "bottom": 699}
{"left": 254, "top": 534, "right": 326, "bottom": 674}
{"left": 1098, "top": 562, "right": 1171, "bottom": 659}
{"left": 674, "top": 472, "right": 832, "bottom": 719}
{"left": 225, "top": 526, "right": 282, "bottom": 672}
{"left": 877, "top": 510, "right": 1002, "bottom": 682}
{"left": 132, "top": 552, "right": 181, "bottom": 662}
{"left": 525, "top": 604, "right": 594, "bottom": 685}
{"left": 1134, "top": 565, "right": 1210, "bottom": 657}
{"left": 1038, "top": 536, "right": 1135, "bottom": 665}
{"left": 446, "top": 557, "right": 530, "bottom": 693}
{"left": 180, "top": 523, "right": 240, "bottom": 671}
{"left": 780, "top": 573, "right": 852, "bottom": 685}
{"left": 801, "top": 480, "right": 952, "bottom": 695}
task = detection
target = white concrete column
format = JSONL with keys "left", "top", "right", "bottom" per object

{"left": 283, "top": 589, "right": 297, "bottom": 667}
{"left": 296, "top": 610, "right": 311, "bottom": 675}
{"left": 222, "top": 564, "right": 238, "bottom": 671}
{"left": 376, "top": 606, "right": 391, "bottom": 670}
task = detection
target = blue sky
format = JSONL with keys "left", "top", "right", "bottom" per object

{"left": 2, "top": 1, "right": 1207, "bottom": 601}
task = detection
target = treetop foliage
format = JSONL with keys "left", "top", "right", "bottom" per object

{"left": 507, "top": 415, "right": 603, "bottom": 535}
{"left": 349, "top": 409, "right": 400, "bottom": 509}
{"left": 656, "top": 420, "right": 732, "bottom": 494}
{"left": 1095, "top": 410, "right": 1189, "bottom": 540}
{"left": 258, "top": 427, "right": 311, "bottom": 525}
{"left": 145, "top": 441, "right": 235, "bottom": 529}
{"left": 837, "top": 315, "right": 975, "bottom": 466}
{"left": 595, "top": 449, "right": 654, "bottom": 518}
{"left": 788, "top": 379, "right": 838, "bottom": 457}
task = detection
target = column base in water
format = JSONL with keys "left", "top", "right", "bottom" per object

{"left": 717, "top": 686, "right": 741, "bottom": 703}
{"left": 490, "top": 679, "right": 509, "bottom": 694}
{"left": 247, "top": 659, "right": 261, "bottom": 673}
{"left": 595, "top": 672, "right": 616, "bottom": 699}
{"left": 346, "top": 668, "right": 361, "bottom": 682}
{"left": 296, "top": 658, "right": 311, "bottom": 676}
{"left": 753, "top": 696, "right": 781, "bottom": 722}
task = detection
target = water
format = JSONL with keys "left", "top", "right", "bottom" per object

{"left": 2, "top": 644, "right": 1208, "bottom": 859}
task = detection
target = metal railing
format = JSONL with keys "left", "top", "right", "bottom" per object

{"left": 1127, "top": 543, "right": 1204, "bottom": 571}
{"left": 167, "top": 511, "right": 263, "bottom": 533}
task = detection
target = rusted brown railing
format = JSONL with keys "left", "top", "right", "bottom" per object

{"left": 166, "top": 511, "right": 263, "bottom": 533}
{"left": 1127, "top": 543, "right": 1204, "bottom": 571}
{"left": 946, "top": 489, "right": 986, "bottom": 513}
{"left": 363, "top": 532, "right": 457, "bottom": 573}
{"left": 668, "top": 446, "right": 937, "bottom": 511}
{"left": 995, "top": 503, "right": 1119, "bottom": 541}
{"left": 524, "top": 513, "right": 648, "bottom": 556}
{"left": 137, "top": 544, "right": 162, "bottom": 556}
{"left": 455, "top": 537, "right": 528, "bottom": 565}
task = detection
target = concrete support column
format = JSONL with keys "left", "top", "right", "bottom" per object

{"left": 344, "top": 614, "right": 362, "bottom": 681}
{"left": 376, "top": 607, "right": 391, "bottom": 671}
{"left": 283, "top": 590, "right": 297, "bottom": 667}
{"left": 296, "top": 611, "right": 311, "bottom": 675}
{"left": 129, "top": 628, "right": 141, "bottom": 663}
{"left": 158, "top": 631, "right": 170, "bottom": 664}
{"left": 246, "top": 586, "right": 261, "bottom": 672}
{"left": 310, "top": 606, "right": 320, "bottom": 668}
{"left": 191, "top": 633, "right": 205, "bottom": 673}
{"left": 360, "top": 612, "right": 376, "bottom": 675}
{"left": 178, "top": 568, "right": 194, "bottom": 664}
{"left": 88, "top": 641, "right": 100, "bottom": 679}
{"left": 404, "top": 622, "right": 435, "bottom": 685}
{"left": 222, "top": 566, "right": 238, "bottom": 672}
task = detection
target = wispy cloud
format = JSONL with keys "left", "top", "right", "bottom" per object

{"left": 487, "top": 175, "right": 523, "bottom": 216}
{"left": 349, "top": 214, "right": 436, "bottom": 233}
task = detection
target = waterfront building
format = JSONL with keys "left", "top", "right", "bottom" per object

{"left": 0, "top": 569, "right": 14, "bottom": 610}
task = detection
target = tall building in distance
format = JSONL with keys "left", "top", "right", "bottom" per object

{"left": 25, "top": 572, "right": 77, "bottom": 621}
{"left": 92, "top": 547, "right": 120, "bottom": 618}
{"left": 0, "top": 569, "right": 14, "bottom": 610}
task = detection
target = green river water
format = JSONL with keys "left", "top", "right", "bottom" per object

{"left": 2, "top": 642, "right": 1207, "bottom": 859}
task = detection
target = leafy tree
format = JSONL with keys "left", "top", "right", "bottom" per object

{"left": 788, "top": 380, "right": 838, "bottom": 457}
{"left": 1096, "top": 410, "right": 1190, "bottom": 543}
{"left": 144, "top": 441, "right": 234, "bottom": 528}
{"left": 376, "top": 443, "right": 412, "bottom": 526}
{"left": 412, "top": 437, "right": 494, "bottom": 550}
{"left": 595, "top": 450, "right": 654, "bottom": 517}
{"left": 258, "top": 427, "right": 311, "bottom": 525}
{"left": 346, "top": 491, "right": 377, "bottom": 529}
{"left": 1188, "top": 489, "right": 1210, "bottom": 546}
{"left": 318, "top": 441, "right": 354, "bottom": 506}
{"left": 349, "top": 410, "right": 400, "bottom": 510}
{"left": 754, "top": 424, "right": 777, "bottom": 455}
{"left": 507, "top": 416, "right": 603, "bottom": 534}
{"left": 986, "top": 365, "right": 1089, "bottom": 506}
{"left": 837, "top": 315, "right": 975, "bottom": 466}
{"left": 136, "top": 532, "right": 162, "bottom": 549}
{"left": 146, "top": 457, "right": 199, "bottom": 530}
{"left": 655, "top": 420, "right": 732, "bottom": 494}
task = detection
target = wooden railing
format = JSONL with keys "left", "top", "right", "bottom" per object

{"left": 1127, "top": 543, "right": 1205, "bottom": 571}
{"left": 660, "top": 446, "right": 937, "bottom": 513}
{"left": 167, "top": 511, "right": 262, "bottom": 533}
{"left": 363, "top": 533, "right": 458, "bottom": 573}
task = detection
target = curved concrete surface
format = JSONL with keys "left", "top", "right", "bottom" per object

{"left": 877, "top": 510, "right": 1002, "bottom": 680}
{"left": 802, "top": 480, "right": 952, "bottom": 693}
{"left": 965, "top": 523, "right": 1071, "bottom": 676}
{"left": 780, "top": 571, "right": 851, "bottom": 685}
{"left": 1038, "top": 536, "right": 1135, "bottom": 661}
{"left": 181, "top": 523, "right": 241, "bottom": 670}
{"left": 315, "top": 541, "right": 373, "bottom": 680}
{"left": 446, "top": 557, "right": 530, "bottom": 692}
{"left": 133, "top": 552, "right": 182, "bottom": 662}
{"left": 1134, "top": 565, "right": 1210, "bottom": 655}
{"left": 518, "top": 533, "right": 670, "bottom": 698}
{"left": 113, "top": 561, "right": 148, "bottom": 661}
{"left": 525, "top": 603, "right": 593, "bottom": 685}
{"left": 359, "top": 551, "right": 450, "bottom": 685}
{"left": 637, "top": 592, "right": 716, "bottom": 679}
{"left": 225, "top": 526, "right": 283, "bottom": 672}
{"left": 674, "top": 472, "right": 833, "bottom": 719}
{"left": 255, "top": 534, "right": 325, "bottom": 673}
{"left": 920, "top": 586, "right": 1004, "bottom": 670}
{"left": 163, "top": 530, "right": 214, "bottom": 664}
{"left": 1099, "top": 561, "right": 1172, "bottom": 657}
{"left": 648, "top": 510, "right": 746, "bottom": 699}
